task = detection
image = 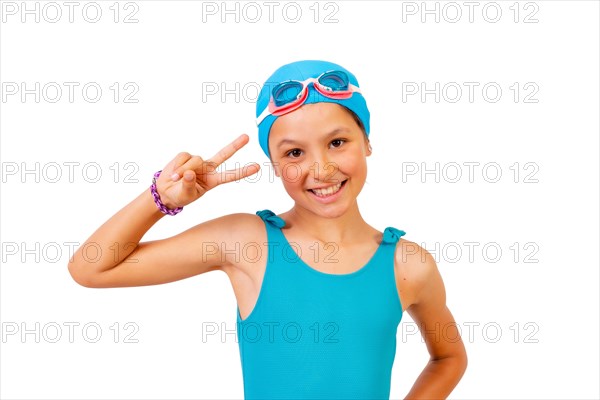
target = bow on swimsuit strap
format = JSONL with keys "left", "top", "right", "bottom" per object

{"left": 382, "top": 227, "right": 406, "bottom": 244}
{"left": 256, "top": 209, "right": 286, "bottom": 228}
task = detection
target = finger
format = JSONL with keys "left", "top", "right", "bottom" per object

{"left": 206, "top": 134, "right": 249, "bottom": 168}
{"left": 171, "top": 155, "right": 207, "bottom": 181}
{"left": 165, "top": 152, "right": 193, "bottom": 181}
{"left": 181, "top": 170, "right": 197, "bottom": 198}
{"left": 215, "top": 162, "right": 261, "bottom": 186}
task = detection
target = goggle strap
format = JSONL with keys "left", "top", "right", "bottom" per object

{"left": 349, "top": 83, "right": 361, "bottom": 93}
{"left": 256, "top": 107, "right": 271, "bottom": 126}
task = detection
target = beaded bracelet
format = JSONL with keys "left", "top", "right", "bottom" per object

{"left": 150, "top": 170, "right": 183, "bottom": 216}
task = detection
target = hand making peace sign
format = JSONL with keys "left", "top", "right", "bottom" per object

{"left": 154, "top": 134, "right": 260, "bottom": 209}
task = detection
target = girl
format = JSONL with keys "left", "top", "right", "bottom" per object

{"left": 68, "top": 59, "right": 467, "bottom": 399}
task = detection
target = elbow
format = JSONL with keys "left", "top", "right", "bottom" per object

{"left": 67, "top": 262, "right": 98, "bottom": 288}
{"left": 459, "top": 351, "right": 468, "bottom": 376}
{"left": 432, "top": 348, "right": 468, "bottom": 380}
{"left": 454, "top": 348, "right": 468, "bottom": 379}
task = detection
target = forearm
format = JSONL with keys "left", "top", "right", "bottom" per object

{"left": 404, "top": 355, "right": 467, "bottom": 400}
{"left": 68, "top": 188, "right": 165, "bottom": 280}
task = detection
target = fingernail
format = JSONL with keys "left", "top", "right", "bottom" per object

{"left": 171, "top": 173, "right": 179, "bottom": 181}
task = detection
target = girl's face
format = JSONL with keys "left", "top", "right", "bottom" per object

{"left": 268, "top": 102, "right": 372, "bottom": 218}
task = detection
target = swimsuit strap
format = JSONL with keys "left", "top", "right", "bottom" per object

{"left": 256, "top": 209, "right": 286, "bottom": 228}
{"left": 382, "top": 226, "right": 406, "bottom": 244}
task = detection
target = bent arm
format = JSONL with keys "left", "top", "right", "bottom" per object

{"left": 68, "top": 140, "right": 261, "bottom": 288}
{"left": 403, "top": 248, "right": 468, "bottom": 399}
{"left": 67, "top": 186, "right": 253, "bottom": 289}
{"left": 404, "top": 307, "right": 468, "bottom": 399}
{"left": 68, "top": 188, "right": 166, "bottom": 286}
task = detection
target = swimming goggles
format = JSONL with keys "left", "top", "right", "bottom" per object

{"left": 256, "top": 70, "right": 362, "bottom": 126}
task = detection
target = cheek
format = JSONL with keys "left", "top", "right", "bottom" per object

{"left": 334, "top": 153, "right": 366, "bottom": 175}
{"left": 279, "top": 163, "right": 305, "bottom": 185}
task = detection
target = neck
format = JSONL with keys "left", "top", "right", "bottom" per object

{"left": 286, "top": 200, "right": 368, "bottom": 243}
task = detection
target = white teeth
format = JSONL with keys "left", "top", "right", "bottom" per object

{"left": 312, "top": 181, "right": 343, "bottom": 197}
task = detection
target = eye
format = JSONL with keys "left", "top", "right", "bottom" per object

{"left": 285, "top": 139, "right": 345, "bottom": 158}
{"left": 330, "top": 138, "right": 346, "bottom": 148}
{"left": 285, "top": 148, "right": 303, "bottom": 158}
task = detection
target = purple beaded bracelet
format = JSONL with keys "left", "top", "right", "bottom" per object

{"left": 150, "top": 170, "right": 183, "bottom": 216}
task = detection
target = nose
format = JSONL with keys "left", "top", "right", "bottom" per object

{"left": 309, "top": 150, "right": 338, "bottom": 183}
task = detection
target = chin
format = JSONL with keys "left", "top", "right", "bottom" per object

{"left": 302, "top": 200, "right": 353, "bottom": 219}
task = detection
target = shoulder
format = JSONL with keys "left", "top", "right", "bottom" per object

{"left": 189, "top": 212, "right": 268, "bottom": 268}
{"left": 211, "top": 212, "right": 266, "bottom": 237}
{"left": 209, "top": 212, "right": 268, "bottom": 245}
{"left": 393, "top": 237, "right": 444, "bottom": 310}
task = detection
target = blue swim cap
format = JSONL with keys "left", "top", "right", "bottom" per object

{"left": 256, "top": 60, "right": 371, "bottom": 159}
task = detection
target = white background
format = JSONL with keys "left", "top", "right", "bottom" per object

{"left": 1, "top": 1, "right": 599, "bottom": 399}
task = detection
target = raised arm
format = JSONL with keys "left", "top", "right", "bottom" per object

{"left": 67, "top": 134, "right": 260, "bottom": 288}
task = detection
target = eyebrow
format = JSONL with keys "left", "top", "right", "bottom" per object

{"left": 277, "top": 127, "right": 350, "bottom": 149}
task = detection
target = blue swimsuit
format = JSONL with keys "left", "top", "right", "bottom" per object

{"left": 236, "top": 209, "right": 406, "bottom": 399}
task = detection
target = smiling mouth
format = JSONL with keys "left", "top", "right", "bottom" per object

{"left": 308, "top": 179, "right": 348, "bottom": 197}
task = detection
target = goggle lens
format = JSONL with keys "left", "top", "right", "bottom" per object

{"left": 272, "top": 81, "right": 303, "bottom": 107}
{"left": 317, "top": 71, "right": 349, "bottom": 91}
